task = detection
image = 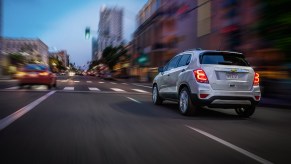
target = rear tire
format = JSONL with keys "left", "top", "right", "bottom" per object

{"left": 179, "top": 87, "right": 199, "bottom": 116}
{"left": 47, "top": 84, "right": 52, "bottom": 90}
{"left": 235, "top": 105, "right": 256, "bottom": 118}
{"left": 152, "top": 85, "right": 163, "bottom": 105}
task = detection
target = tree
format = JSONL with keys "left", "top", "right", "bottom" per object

{"left": 102, "top": 46, "right": 127, "bottom": 70}
{"left": 49, "top": 57, "right": 66, "bottom": 72}
{"left": 69, "top": 63, "right": 77, "bottom": 71}
{"left": 258, "top": 0, "right": 291, "bottom": 62}
{"left": 88, "top": 60, "right": 101, "bottom": 70}
{"left": 9, "top": 53, "right": 26, "bottom": 66}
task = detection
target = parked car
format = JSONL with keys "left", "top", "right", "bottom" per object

{"left": 18, "top": 64, "right": 57, "bottom": 89}
{"left": 152, "top": 49, "right": 261, "bottom": 117}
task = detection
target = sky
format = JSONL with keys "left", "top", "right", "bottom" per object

{"left": 3, "top": 0, "right": 147, "bottom": 67}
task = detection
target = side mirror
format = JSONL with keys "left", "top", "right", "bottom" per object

{"left": 158, "top": 67, "right": 164, "bottom": 73}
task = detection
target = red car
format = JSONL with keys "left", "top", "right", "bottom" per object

{"left": 18, "top": 64, "right": 57, "bottom": 89}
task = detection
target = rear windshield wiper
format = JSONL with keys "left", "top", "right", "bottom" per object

{"left": 218, "top": 61, "right": 233, "bottom": 65}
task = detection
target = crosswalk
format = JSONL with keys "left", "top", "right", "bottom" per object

{"left": 88, "top": 87, "right": 100, "bottom": 91}
{"left": 2, "top": 86, "right": 150, "bottom": 93}
{"left": 63, "top": 87, "right": 74, "bottom": 91}
{"left": 2, "top": 80, "right": 152, "bottom": 93}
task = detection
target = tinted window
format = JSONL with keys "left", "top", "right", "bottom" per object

{"left": 201, "top": 53, "right": 249, "bottom": 66}
{"left": 177, "top": 54, "right": 191, "bottom": 67}
{"left": 25, "top": 65, "right": 47, "bottom": 71}
{"left": 166, "top": 55, "right": 182, "bottom": 71}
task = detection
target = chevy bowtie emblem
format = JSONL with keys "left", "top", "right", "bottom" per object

{"left": 230, "top": 69, "right": 237, "bottom": 72}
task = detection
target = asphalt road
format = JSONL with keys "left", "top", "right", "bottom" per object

{"left": 0, "top": 75, "right": 290, "bottom": 164}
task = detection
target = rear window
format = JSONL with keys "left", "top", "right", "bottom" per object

{"left": 24, "top": 65, "right": 47, "bottom": 71}
{"left": 200, "top": 52, "right": 249, "bottom": 66}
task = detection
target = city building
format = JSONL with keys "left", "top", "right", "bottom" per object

{"left": 132, "top": 0, "right": 181, "bottom": 81}
{"left": 97, "top": 6, "right": 123, "bottom": 60}
{"left": 49, "top": 50, "right": 69, "bottom": 68}
{"left": 195, "top": 0, "right": 262, "bottom": 54}
{"left": 91, "top": 37, "right": 98, "bottom": 61}
{"left": 1, "top": 38, "right": 49, "bottom": 65}
{"left": 0, "top": 0, "right": 3, "bottom": 77}
{"left": 131, "top": 0, "right": 263, "bottom": 82}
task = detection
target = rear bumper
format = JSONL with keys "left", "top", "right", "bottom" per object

{"left": 190, "top": 94, "right": 259, "bottom": 108}
{"left": 19, "top": 77, "right": 54, "bottom": 85}
{"left": 188, "top": 83, "right": 261, "bottom": 108}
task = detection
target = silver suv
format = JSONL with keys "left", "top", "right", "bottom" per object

{"left": 152, "top": 49, "right": 261, "bottom": 117}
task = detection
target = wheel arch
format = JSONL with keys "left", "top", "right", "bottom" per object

{"left": 178, "top": 83, "right": 191, "bottom": 95}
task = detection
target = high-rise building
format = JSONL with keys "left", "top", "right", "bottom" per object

{"left": 97, "top": 6, "right": 123, "bottom": 60}
{"left": 91, "top": 37, "right": 98, "bottom": 61}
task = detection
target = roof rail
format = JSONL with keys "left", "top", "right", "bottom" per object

{"left": 184, "top": 48, "right": 202, "bottom": 52}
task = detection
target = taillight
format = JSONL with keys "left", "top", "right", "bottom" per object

{"left": 17, "top": 72, "right": 26, "bottom": 77}
{"left": 255, "top": 96, "right": 260, "bottom": 101}
{"left": 194, "top": 69, "right": 209, "bottom": 83}
{"left": 253, "top": 72, "right": 259, "bottom": 86}
{"left": 39, "top": 72, "right": 49, "bottom": 76}
{"left": 199, "top": 94, "right": 209, "bottom": 99}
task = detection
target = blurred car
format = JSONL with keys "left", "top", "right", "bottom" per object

{"left": 18, "top": 64, "right": 57, "bottom": 89}
{"left": 152, "top": 49, "right": 261, "bottom": 117}
{"left": 68, "top": 71, "right": 75, "bottom": 76}
{"left": 101, "top": 71, "right": 112, "bottom": 79}
{"left": 82, "top": 71, "right": 87, "bottom": 76}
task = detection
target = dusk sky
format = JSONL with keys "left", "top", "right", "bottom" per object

{"left": 3, "top": 0, "right": 147, "bottom": 67}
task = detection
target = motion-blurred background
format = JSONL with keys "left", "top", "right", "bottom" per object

{"left": 0, "top": 0, "right": 290, "bottom": 100}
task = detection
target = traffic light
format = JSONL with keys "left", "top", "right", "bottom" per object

{"left": 85, "top": 27, "right": 90, "bottom": 40}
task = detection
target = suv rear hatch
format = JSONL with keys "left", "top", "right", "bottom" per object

{"left": 200, "top": 52, "right": 254, "bottom": 91}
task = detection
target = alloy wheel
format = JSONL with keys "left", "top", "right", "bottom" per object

{"left": 179, "top": 90, "right": 188, "bottom": 113}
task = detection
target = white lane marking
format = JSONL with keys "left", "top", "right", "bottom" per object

{"left": 74, "top": 81, "right": 80, "bottom": 83}
{"left": 122, "top": 83, "right": 128, "bottom": 85}
{"left": 131, "top": 89, "right": 149, "bottom": 93}
{"left": 6, "top": 86, "right": 19, "bottom": 90}
{"left": 88, "top": 87, "right": 100, "bottom": 91}
{"left": 63, "top": 87, "right": 74, "bottom": 91}
{"left": 0, "top": 79, "right": 17, "bottom": 82}
{"left": 185, "top": 125, "right": 273, "bottom": 164}
{"left": 99, "top": 82, "right": 104, "bottom": 84}
{"left": 132, "top": 83, "right": 152, "bottom": 88}
{"left": 6, "top": 86, "right": 47, "bottom": 90}
{"left": 126, "top": 97, "right": 141, "bottom": 104}
{"left": 32, "top": 85, "right": 47, "bottom": 90}
{"left": 0, "top": 91, "right": 56, "bottom": 131}
{"left": 110, "top": 82, "right": 117, "bottom": 84}
{"left": 86, "top": 81, "right": 92, "bottom": 83}
{"left": 111, "top": 88, "right": 126, "bottom": 92}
